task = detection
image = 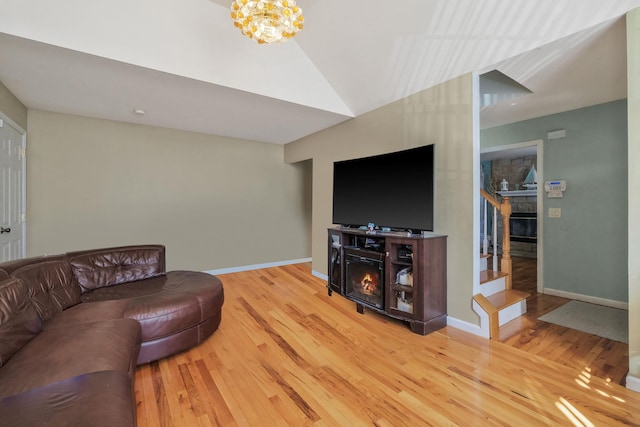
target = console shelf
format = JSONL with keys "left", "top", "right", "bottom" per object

{"left": 327, "top": 227, "right": 447, "bottom": 335}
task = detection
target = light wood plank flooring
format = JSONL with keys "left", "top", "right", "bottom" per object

{"left": 499, "top": 256, "right": 629, "bottom": 386}
{"left": 135, "top": 263, "right": 639, "bottom": 426}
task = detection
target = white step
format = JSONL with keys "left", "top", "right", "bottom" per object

{"left": 479, "top": 269, "right": 507, "bottom": 297}
{"left": 473, "top": 289, "right": 530, "bottom": 339}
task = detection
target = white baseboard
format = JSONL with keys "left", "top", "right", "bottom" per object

{"left": 312, "top": 270, "right": 328, "bottom": 280}
{"left": 204, "top": 257, "right": 312, "bottom": 275}
{"left": 447, "top": 315, "right": 487, "bottom": 338}
{"left": 542, "top": 288, "right": 628, "bottom": 310}
{"left": 626, "top": 374, "right": 640, "bottom": 393}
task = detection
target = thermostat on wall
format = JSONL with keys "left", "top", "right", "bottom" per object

{"left": 545, "top": 180, "right": 566, "bottom": 198}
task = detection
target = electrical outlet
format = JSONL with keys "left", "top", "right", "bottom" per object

{"left": 549, "top": 208, "right": 562, "bottom": 218}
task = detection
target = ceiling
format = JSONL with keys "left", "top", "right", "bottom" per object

{"left": 0, "top": 0, "right": 638, "bottom": 144}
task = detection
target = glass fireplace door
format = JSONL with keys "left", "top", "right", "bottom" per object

{"left": 344, "top": 248, "right": 385, "bottom": 309}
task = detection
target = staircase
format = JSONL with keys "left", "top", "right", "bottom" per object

{"left": 473, "top": 189, "right": 530, "bottom": 339}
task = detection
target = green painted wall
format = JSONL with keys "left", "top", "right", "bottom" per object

{"left": 481, "top": 100, "right": 628, "bottom": 303}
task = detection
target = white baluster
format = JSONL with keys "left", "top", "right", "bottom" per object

{"left": 482, "top": 198, "right": 488, "bottom": 255}
{"left": 493, "top": 206, "right": 498, "bottom": 271}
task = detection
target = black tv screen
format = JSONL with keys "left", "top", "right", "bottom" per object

{"left": 332, "top": 144, "right": 434, "bottom": 232}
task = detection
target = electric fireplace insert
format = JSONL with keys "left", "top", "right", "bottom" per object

{"left": 344, "top": 247, "right": 385, "bottom": 309}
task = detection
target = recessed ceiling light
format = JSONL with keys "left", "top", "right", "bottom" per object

{"left": 511, "top": 102, "right": 517, "bottom": 106}
{"left": 133, "top": 109, "right": 146, "bottom": 116}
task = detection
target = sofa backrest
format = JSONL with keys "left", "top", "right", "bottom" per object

{"left": 0, "top": 278, "right": 43, "bottom": 367}
{"left": 0, "top": 254, "right": 67, "bottom": 276}
{"left": 11, "top": 260, "right": 81, "bottom": 321}
{"left": 68, "top": 245, "right": 166, "bottom": 293}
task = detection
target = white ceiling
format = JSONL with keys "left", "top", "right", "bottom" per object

{"left": 0, "top": 0, "right": 638, "bottom": 144}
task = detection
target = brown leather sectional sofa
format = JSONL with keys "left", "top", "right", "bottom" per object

{"left": 0, "top": 244, "right": 224, "bottom": 426}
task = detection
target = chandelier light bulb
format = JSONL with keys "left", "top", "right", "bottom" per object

{"left": 230, "top": 0, "right": 304, "bottom": 44}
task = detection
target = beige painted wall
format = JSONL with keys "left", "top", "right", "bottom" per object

{"left": 26, "top": 110, "right": 311, "bottom": 271}
{"left": 627, "top": 7, "right": 640, "bottom": 382}
{"left": 0, "top": 81, "right": 27, "bottom": 130}
{"left": 285, "top": 74, "right": 479, "bottom": 325}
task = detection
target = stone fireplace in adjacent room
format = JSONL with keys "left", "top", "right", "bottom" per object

{"left": 488, "top": 154, "right": 538, "bottom": 259}
{"left": 505, "top": 195, "right": 537, "bottom": 258}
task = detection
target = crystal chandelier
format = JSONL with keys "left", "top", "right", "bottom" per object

{"left": 230, "top": 0, "right": 304, "bottom": 45}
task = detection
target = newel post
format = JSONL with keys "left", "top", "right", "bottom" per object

{"left": 500, "top": 196, "right": 513, "bottom": 289}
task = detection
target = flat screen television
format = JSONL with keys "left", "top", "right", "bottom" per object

{"left": 332, "top": 144, "right": 434, "bottom": 233}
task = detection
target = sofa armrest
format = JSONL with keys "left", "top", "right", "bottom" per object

{"left": 68, "top": 245, "right": 166, "bottom": 292}
{"left": 0, "top": 278, "right": 42, "bottom": 367}
{"left": 0, "top": 371, "right": 136, "bottom": 427}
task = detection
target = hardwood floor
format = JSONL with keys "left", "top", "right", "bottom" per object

{"left": 135, "top": 263, "right": 639, "bottom": 426}
{"left": 500, "top": 257, "right": 629, "bottom": 386}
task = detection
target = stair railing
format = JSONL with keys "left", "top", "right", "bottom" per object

{"left": 480, "top": 189, "right": 512, "bottom": 289}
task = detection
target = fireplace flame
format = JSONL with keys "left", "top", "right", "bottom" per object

{"left": 361, "top": 273, "right": 377, "bottom": 295}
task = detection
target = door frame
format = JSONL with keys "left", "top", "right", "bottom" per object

{"left": 0, "top": 110, "right": 27, "bottom": 259}
{"left": 480, "top": 139, "right": 544, "bottom": 293}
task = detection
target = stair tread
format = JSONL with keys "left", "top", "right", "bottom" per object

{"left": 485, "top": 289, "right": 530, "bottom": 310}
{"left": 480, "top": 269, "right": 508, "bottom": 284}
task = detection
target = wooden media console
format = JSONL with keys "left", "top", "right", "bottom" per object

{"left": 328, "top": 227, "right": 447, "bottom": 335}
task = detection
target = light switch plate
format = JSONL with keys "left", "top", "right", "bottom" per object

{"left": 549, "top": 208, "right": 562, "bottom": 218}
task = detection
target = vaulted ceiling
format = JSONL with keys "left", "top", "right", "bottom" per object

{"left": 1, "top": 0, "right": 638, "bottom": 144}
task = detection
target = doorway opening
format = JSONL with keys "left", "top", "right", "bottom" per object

{"left": 0, "top": 112, "right": 26, "bottom": 262}
{"left": 480, "top": 140, "right": 543, "bottom": 295}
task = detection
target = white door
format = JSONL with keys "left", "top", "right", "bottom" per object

{"left": 0, "top": 115, "right": 26, "bottom": 262}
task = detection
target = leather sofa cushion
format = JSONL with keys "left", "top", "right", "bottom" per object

{"left": 69, "top": 245, "right": 166, "bottom": 292}
{"left": 81, "top": 271, "right": 224, "bottom": 341}
{"left": 0, "top": 371, "right": 136, "bottom": 427}
{"left": 43, "top": 299, "right": 128, "bottom": 330}
{"left": 137, "top": 311, "right": 221, "bottom": 365}
{"left": 11, "top": 260, "right": 81, "bottom": 321}
{"left": 0, "top": 254, "right": 67, "bottom": 276}
{"left": 0, "top": 318, "right": 141, "bottom": 399}
{"left": 0, "top": 278, "right": 42, "bottom": 368}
